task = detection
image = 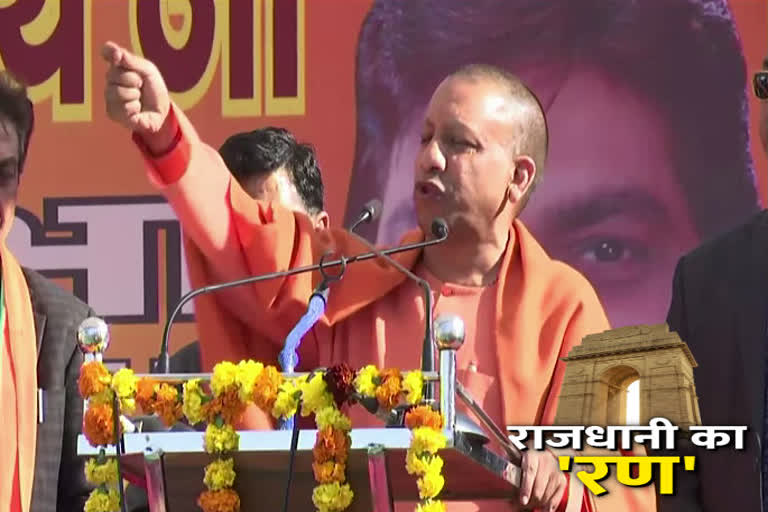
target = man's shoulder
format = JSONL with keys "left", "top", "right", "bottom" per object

{"left": 546, "top": 259, "right": 602, "bottom": 309}
{"left": 21, "top": 267, "right": 92, "bottom": 320}
{"left": 682, "top": 209, "right": 768, "bottom": 269}
{"left": 515, "top": 221, "right": 601, "bottom": 307}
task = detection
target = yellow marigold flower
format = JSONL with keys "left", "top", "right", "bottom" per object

{"left": 272, "top": 379, "right": 300, "bottom": 419}
{"left": 84, "top": 457, "right": 119, "bottom": 486}
{"left": 411, "top": 427, "right": 447, "bottom": 455}
{"left": 312, "top": 482, "right": 354, "bottom": 512}
{"left": 300, "top": 373, "right": 334, "bottom": 416}
{"left": 203, "top": 457, "right": 237, "bottom": 491}
{"left": 183, "top": 379, "right": 205, "bottom": 425}
{"left": 108, "top": 367, "right": 138, "bottom": 414}
{"left": 235, "top": 360, "right": 263, "bottom": 403}
{"left": 119, "top": 398, "right": 136, "bottom": 415}
{"left": 211, "top": 361, "right": 239, "bottom": 396}
{"left": 417, "top": 472, "right": 445, "bottom": 500}
{"left": 315, "top": 407, "right": 352, "bottom": 432}
{"left": 354, "top": 365, "right": 379, "bottom": 397}
{"left": 204, "top": 424, "right": 240, "bottom": 454}
{"left": 84, "top": 487, "right": 120, "bottom": 512}
{"left": 405, "top": 452, "right": 444, "bottom": 476}
{"left": 416, "top": 499, "right": 446, "bottom": 512}
{"left": 111, "top": 368, "right": 137, "bottom": 397}
{"left": 403, "top": 370, "right": 424, "bottom": 404}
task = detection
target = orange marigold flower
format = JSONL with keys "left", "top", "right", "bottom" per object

{"left": 312, "top": 460, "right": 347, "bottom": 484}
{"left": 375, "top": 368, "right": 402, "bottom": 410}
{"left": 78, "top": 361, "right": 111, "bottom": 399}
{"left": 136, "top": 378, "right": 158, "bottom": 414}
{"left": 405, "top": 405, "right": 443, "bottom": 430}
{"left": 154, "top": 383, "right": 183, "bottom": 427}
{"left": 197, "top": 488, "right": 241, "bottom": 512}
{"left": 203, "top": 387, "right": 247, "bottom": 425}
{"left": 313, "top": 426, "right": 351, "bottom": 464}
{"left": 252, "top": 366, "right": 283, "bottom": 412}
{"left": 83, "top": 403, "right": 117, "bottom": 446}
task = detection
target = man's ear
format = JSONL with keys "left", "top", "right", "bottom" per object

{"left": 507, "top": 155, "right": 536, "bottom": 204}
{"left": 313, "top": 211, "right": 330, "bottom": 231}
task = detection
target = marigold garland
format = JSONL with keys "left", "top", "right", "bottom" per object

{"left": 197, "top": 362, "right": 248, "bottom": 512}
{"left": 311, "top": 402, "right": 353, "bottom": 511}
{"left": 354, "top": 365, "right": 423, "bottom": 409}
{"left": 79, "top": 359, "right": 429, "bottom": 512}
{"left": 405, "top": 406, "right": 447, "bottom": 511}
{"left": 82, "top": 448, "right": 121, "bottom": 512}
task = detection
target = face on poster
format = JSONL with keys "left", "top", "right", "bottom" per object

{"left": 0, "top": 0, "right": 765, "bottom": 371}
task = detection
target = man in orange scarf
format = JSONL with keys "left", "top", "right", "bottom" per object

{"left": 0, "top": 70, "right": 95, "bottom": 511}
{"left": 102, "top": 41, "right": 654, "bottom": 511}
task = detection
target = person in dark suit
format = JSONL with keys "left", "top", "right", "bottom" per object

{"left": 661, "top": 60, "right": 768, "bottom": 511}
{"left": 25, "top": 268, "right": 95, "bottom": 512}
{"left": 0, "top": 71, "right": 96, "bottom": 511}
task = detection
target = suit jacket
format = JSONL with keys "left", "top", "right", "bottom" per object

{"left": 663, "top": 209, "right": 768, "bottom": 511}
{"left": 23, "top": 268, "right": 94, "bottom": 512}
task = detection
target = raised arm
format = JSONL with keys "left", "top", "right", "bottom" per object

{"left": 101, "top": 41, "right": 328, "bottom": 330}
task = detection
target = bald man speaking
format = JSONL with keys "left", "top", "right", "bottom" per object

{"left": 102, "top": 40, "right": 652, "bottom": 512}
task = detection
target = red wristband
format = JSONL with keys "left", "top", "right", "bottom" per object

{"left": 131, "top": 107, "right": 189, "bottom": 185}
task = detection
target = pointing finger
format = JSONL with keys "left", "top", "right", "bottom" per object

{"left": 101, "top": 41, "right": 122, "bottom": 66}
{"left": 102, "top": 41, "right": 156, "bottom": 77}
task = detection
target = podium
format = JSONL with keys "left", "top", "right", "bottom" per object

{"left": 78, "top": 427, "right": 521, "bottom": 511}
{"left": 76, "top": 314, "right": 524, "bottom": 512}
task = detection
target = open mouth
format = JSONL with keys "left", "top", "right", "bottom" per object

{"left": 415, "top": 180, "right": 444, "bottom": 199}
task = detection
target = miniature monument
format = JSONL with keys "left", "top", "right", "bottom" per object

{"left": 555, "top": 324, "right": 701, "bottom": 428}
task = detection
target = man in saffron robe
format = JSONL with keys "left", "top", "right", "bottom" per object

{"left": 0, "top": 70, "right": 95, "bottom": 511}
{"left": 102, "top": 42, "right": 654, "bottom": 512}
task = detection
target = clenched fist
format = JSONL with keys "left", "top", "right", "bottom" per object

{"left": 102, "top": 41, "right": 170, "bottom": 139}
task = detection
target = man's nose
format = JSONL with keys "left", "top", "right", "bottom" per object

{"left": 417, "top": 138, "right": 446, "bottom": 174}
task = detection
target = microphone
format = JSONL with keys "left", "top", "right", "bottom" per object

{"left": 348, "top": 198, "right": 382, "bottom": 233}
{"left": 347, "top": 217, "right": 449, "bottom": 404}
{"left": 276, "top": 200, "right": 383, "bottom": 430}
{"left": 279, "top": 199, "right": 382, "bottom": 375}
{"left": 154, "top": 201, "right": 406, "bottom": 374}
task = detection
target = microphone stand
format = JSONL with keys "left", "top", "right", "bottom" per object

{"left": 277, "top": 252, "right": 345, "bottom": 430}
{"left": 154, "top": 236, "right": 445, "bottom": 374}
{"left": 347, "top": 221, "right": 449, "bottom": 403}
